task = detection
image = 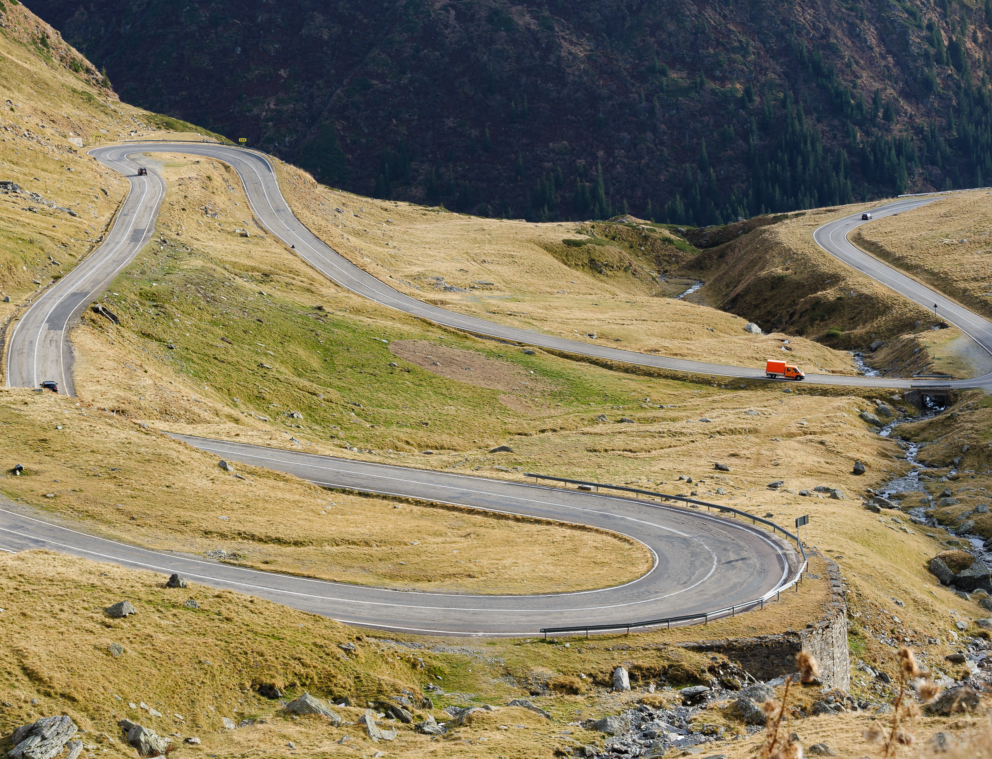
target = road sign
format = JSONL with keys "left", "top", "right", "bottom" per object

{"left": 795, "top": 514, "right": 809, "bottom": 528}
{"left": 238, "top": 138, "right": 247, "bottom": 144}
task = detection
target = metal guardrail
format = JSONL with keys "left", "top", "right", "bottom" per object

{"left": 524, "top": 473, "right": 809, "bottom": 638}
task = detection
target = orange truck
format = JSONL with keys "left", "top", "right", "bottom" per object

{"left": 765, "top": 359, "right": 805, "bottom": 380}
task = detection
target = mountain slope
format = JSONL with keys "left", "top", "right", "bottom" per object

{"left": 26, "top": 0, "right": 992, "bottom": 224}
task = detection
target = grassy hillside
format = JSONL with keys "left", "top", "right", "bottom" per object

{"left": 25, "top": 0, "right": 992, "bottom": 226}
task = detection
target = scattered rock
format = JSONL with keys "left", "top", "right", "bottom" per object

{"left": 283, "top": 693, "right": 342, "bottom": 725}
{"left": 359, "top": 710, "right": 396, "bottom": 742}
{"left": 808, "top": 744, "right": 836, "bottom": 757}
{"left": 218, "top": 460, "right": 233, "bottom": 472}
{"left": 714, "top": 463, "right": 730, "bottom": 472}
{"left": 489, "top": 445, "right": 513, "bottom": 453}
{"left": 860, "top": 411, "right": 883, "bottom": 426}
{"left": 767, "top": 480, "right": 785, "bottom": 489}
{"left": 108, "top": 643, "right": 125, "bottom": 657}
{"left": 9, "top": 716, "right": 78, "bottom": 759}
{"left": 613, "top": 666, "right": 631, "bottom": 692}
{"left": 221, "top": 718, "right": 236, "bottom": 730}
{"left": 183, "top": 737, "right": 200, "bottom": 746}
{"left": 105, "top": 600, "right": 137, "bottom": 618}
{"left": 744, "top": 323, "right": 762, "bottom": 334}
{"left": 183, "top": 598, "right": 200, "bottom": 609}
{"left": 829, "top": 488, "right": 846, "bottom": 500}
{"left": 619, "top": 417, "right": 635, "bottom": 424}
{"left": 975, "top": 618, "right": 992, "bottom": 629}
{"left": 869, "top": 340, "right": 885, "bottom": 352}
{"left": 928, "top": 686, "right": 981, "bottom": 715}
{"left": 165, "top": 573, "right": 187, "bottom": 589}
{"left": 875, "top": 403, "right": 894, "bottom": 418}
{"left": 853, "top": 461, "right": 866, "bottom": 475}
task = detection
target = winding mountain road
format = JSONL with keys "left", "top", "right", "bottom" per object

{"left": 0, "top": 141, "right": 985, "bottom": 635}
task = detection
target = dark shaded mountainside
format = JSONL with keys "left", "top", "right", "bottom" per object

{"left": 26, "top": 0, "right": 992, "bottom": 225}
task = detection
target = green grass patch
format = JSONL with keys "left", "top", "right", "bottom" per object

{"left": 143, "top": 112, "right": 232, "bottom": 144}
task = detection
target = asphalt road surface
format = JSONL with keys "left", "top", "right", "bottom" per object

{"left": 2, "top": 142, "right": 983, "bottom": 635}
{"left": 0, "top": 433, "right": 799, "bottom": 635}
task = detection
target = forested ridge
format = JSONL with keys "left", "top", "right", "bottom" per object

{"left": 25, "top": 0, "right": 992, "bottom": 224}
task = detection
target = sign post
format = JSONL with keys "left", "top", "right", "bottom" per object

{"left": 238, "top": 138, "right": 247, "bottom": 146}
{"left": 795, "top": 514, "right": 809, "bottom": 547}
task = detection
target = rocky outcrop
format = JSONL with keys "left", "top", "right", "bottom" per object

{"left": 8, "top": 716, "right": 78, "bottom": 759}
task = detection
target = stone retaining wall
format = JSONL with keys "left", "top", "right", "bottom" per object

{"left": 680, "top": 553, "right": 850, "bottom": 691}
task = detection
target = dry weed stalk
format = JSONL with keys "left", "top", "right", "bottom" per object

{"left": 863, "top": 647, "right": 942, "bottom": 758}
{"left": 757, "top": 652, "right": 819, "bottom": 759}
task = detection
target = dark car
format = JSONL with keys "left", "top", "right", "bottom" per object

{"left": 41, "top": 380, "right": 58, "bottom": 392}
{"left": 862, "top": 212, "right": 873, "bottom": 220}
{"left": 137, "top": 167, "right": 148, "bottom": 176}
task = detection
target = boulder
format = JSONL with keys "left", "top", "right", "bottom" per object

{"left": 952, "top": 562, "right": 992, "bottom": 594}
{"left": 681, "top": 685, "right": 711, "bottom": 705}
{"left": 938, "top": 497, "right": 961, "bottom": 507}
{"left": 256, "top": 683, "right": 283, "bottom": 700}
{"left": 384, "top": 704, "right": 413, "bottom": 724}
{"left": 714, "top": 463, "right": 730, "bottom": 472}
{"left": 869, "top": 340, "right": 885, "bottom": 352}
{"left": 870, "top": 496, "right": 898, "bottom": 510}
{"left": 108, "top": 643, "right": 125, "bottom": 657}
{"left": 105, "top": 600, "right": 137, "bottom": 618}
{"left": 744, "top": 323, "right": 762, "bottom": 334}
{"left": 415, "top": 716, "right": 445, "bottom": 736}
{"left": 808, "top": 745, "right": 836, "bottom": 757}
{"left": 860, "top": 411, "right": 883, "bottom": 426}
{"left": 221, "top": 718, "right": 236, "bottom": 730}
{"left": 929, "top": 557, "right": 955, "bottom": 586}
{"left": 928, "top": 686, "right": 981, "bottom": 715}
{"left": 489, "top": 445, "right": 513, "bottom": 453}
{"left": 853, "top": 461, "right": 866, "bottom": 475}
{"left": 358, "top": 710, "right": 396, "bottom": 742}
{"left": 591, "top": 715, "right": 626, "bottom": 735}
{"left": 218, "top": 460, "right": 233, "bottom": 472}
{"left": 735, "top": 697, "right": 767, "bottom": 725}
{"left": 123, "top": 724, "right": 170, "bottom": 757}
{"left": 64, "top": 742, "right": 82, "bottom": 759}
{"left": 876, "top": 403, "right": 894, "bottom": 418}
{"left": 975, "top": 619, "right": 992, "bottom": 630}
{"left": 768, "top": 480, "right": 785, "bottom": 489}
{"left": 283, "top": 692, "right": 342, "bottom": 725}
{"left": 954, "top": 520, "right": 975, "bottom": 535}
{"left": 613, "top": 666, "right": 631, "bottom": 692}
{"left": 829, "top": 488, "right": 846, "bottom": 500}
{"left": 165, "top": 573, "right": 187, "bottom": 589}
{"left": 8, "top": 716, "right": 78, "bottom": 759}
{"left": 738, "top": 683, "right": 774, "bottom": 703}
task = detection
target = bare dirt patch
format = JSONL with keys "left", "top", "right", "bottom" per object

{"left": 389, "top": 339, "right": 557, "bottom": 395}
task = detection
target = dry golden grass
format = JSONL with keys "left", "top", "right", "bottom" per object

{"left": 854, "top": 191, "right": 992, "bottom": 322}
{"left": 0, "top": 387, "right": 648, "bottom": 595}
{"left": 269, "top": 161, "right": 857, "bottom": 374}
